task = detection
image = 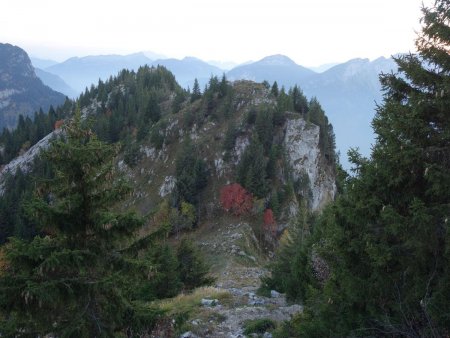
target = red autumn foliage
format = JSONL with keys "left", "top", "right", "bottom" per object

{"left": 263, "top": 208, "right": 277, "bottom": 237}
{"left": 220, "top": 183, "right": 253, "bottom": 216}
{"left": 54, "top": 119, "right": 64, "bottom": 130}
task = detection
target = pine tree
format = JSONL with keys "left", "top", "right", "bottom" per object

{"left": 174, "top": 141, "right": 208, "bottom": 205}
{"left": 190, "top": 78, "right": 202, "bottom": 102}
{"left": 237, "top": 137, "right": 268, "bottom": 198}
{"left": 139, "top": 244, "right": 181, "bottom": 300}
{"left": 223, "top": 120, "right": 237, "bottom": 161}
{"left": 0, "top": 108, "right": 156, "bottom": 336}
{"left": 271, "top": 81, "right": 279, "bottom": 97}
{"left": 176, "top": 238, "right": 214, "bottom": 290}
{"left": 255, "top": 109, "right": 274, "bottom": 153}
{"left": 219, "top": 73, "right": 229, "bottom": 98}
{"left": 291, "top": 85, "right": 308, "bottom": 115}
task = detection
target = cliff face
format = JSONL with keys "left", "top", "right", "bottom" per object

{"left": 284, "top": 118, "right": 335, "bottom": 211}
{"left": 0, "top": 43, "right": 66, "bottom": 130}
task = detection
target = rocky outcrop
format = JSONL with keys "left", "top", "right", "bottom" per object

{"left": 0, "top": 43, "right": 66, "bottom": 130}
{"left": 0, "top": 129, "right": 61, "bottom": 195}
{"left": 284, "top": 116, "right": 336, "bottom": 211}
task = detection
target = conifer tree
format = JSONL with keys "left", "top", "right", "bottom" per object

{"left": 176, "top": 238, "right": 214, "bottom": 290}
{"left": 291, "top": 85, "right": 308, "bottom": 115}
{"left": 237, "top": 137, "right": 268, "bottom": 198}
{"left": 0, "top": 108, "right": 156, "bottom": 336}
{"left": 275, "top": 1, "right": 449, "bottom": 336}
{"left": 271, "top": 81, "right": 279, "bottom": 97}
{"left": 190, "top": 78, "right": 202, "bottom": 102}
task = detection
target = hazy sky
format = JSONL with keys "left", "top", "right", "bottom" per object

{"left": 1, "top": 0, "right": 432, "bottom": 66}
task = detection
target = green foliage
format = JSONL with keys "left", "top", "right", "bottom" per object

{"left": 266, "top": 144, "right": 280, "bottom": 181}
{"left": 0, "top": 109, "right": 157, "bottom": 336}
{"left": 123, "top": 140, "right": 142, "bottom": 167}
{"left": 261, "top": 207, "right": 316, "bottom": 302}
{"left": 87, "top": 65, "right": 180, "bottom": 144}
{"left": 190, "top": 78, "right": 202, "bottom": 102}
{"left": 268, "top": 192, "right": 280, "bottom": 217}
{"left": 150, "top": 122, "right": 165, "bottom": 150}
{"left": 219, "top": 74, "right": 229, "bottom": 98}
{"left": 174, "top": 141, "right": 208, "bottom": 205}
{"left": 0, "top": 169, "right": 34, "bottom": 243}
{"left": 308, "top": 97, "right": 335, "bottom": 164}
{"left": 0, "top": 101, "right": 72, "bottom": 165}
{"left": 290, "top": 85, "right": 308, "bottom": 115}
{"left": 237, "top": 136, "right": 268, "bottom": 198}
{"left": 276, "top": 86, "right": 293, "bottom": 113}
{"left": 176, "top": 238, "right": 214, "bottom": 290}
{"left": 245, "top": 106, "right": 257, "bottom": 125}
{"left": 171, "top": 201, "right": 197, "bottom": 235}
{"left": 269, "top": 1, "right": 450, "bottom": 336}
{"left": 271, "top": 81, "right": 279, "bottom": 97}
{"left": 172, "top": 89, "right": 187, "bottom": 113}
{"left": 255, "top": 108, "right": 274, "bottom": 153}
{"left": 223, "top": 120, "right": 238, "bottom": 161}
{"left": 243, "top": 318, "right": 277, "bottom": 334}
{"left": 139, "top": 244, "right": 182, "bottom": 301}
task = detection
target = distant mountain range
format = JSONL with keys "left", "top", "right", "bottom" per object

{"left": 44, "top": 52, "right": 153, "bottom": 93}
{"left": 0, "top": 43, "right": 66, "bottom": 130}
{"left": 29, "top": 50, "right": 398, "bottom": 167}
{"left": 152, "top": 57, "right": 223, "bottom": 89}
{"left": 34, "top": 68, "right": 78, "bottom": 98}
{"left": 301, "top": 57, "right": 398, "bottom": 167}
{"left": 227, "top": 54, "right": 316, "bottom": 87}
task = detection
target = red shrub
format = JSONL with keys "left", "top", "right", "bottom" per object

{"left": 263, "top": 208, "right": 277, "bottom": 237}
{"left": 220, "top": 183, "right": 253, "bottom": 216}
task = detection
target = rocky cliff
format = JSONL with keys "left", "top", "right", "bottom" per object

{"left": 0, "top": 43, "right": 66, "bottom": 130}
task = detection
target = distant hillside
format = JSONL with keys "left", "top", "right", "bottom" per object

{"left": 307, "top": 62, "right": 339, "bottom": 73}
{"left": 45, "top": 52, "right": 153, "bottom": 92}
{"left": 227, "top": 54, "right": 316, "bottom": 87}
{"left": 43, "top": 54, "right": 224, "bottom": 95}
{"left": 35, "top": 68, "right": 78, "bottom": 98}
{"left": 152, "top": 56, "right": 223, "bottom": 89}
{"left": 30, "top": 56, "right": 58, "bottom": 69}
{"left": 0, "top": 43, "right": 66, "bottom": 130}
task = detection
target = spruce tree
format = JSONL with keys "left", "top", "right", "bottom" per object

{"left": 237, "top": 137, "right": 268, "bottom": 198}
{"left": 176, "top": 238, "right": 214, "bottom": 291}
{"left": 281, "top": 1, "right": 449, "bottom": 336}
{"left": 0, "top": 109, "right": 156, "bottom": 336}
{"left": 190, "top": 78, "right": 202, "bottom": 102}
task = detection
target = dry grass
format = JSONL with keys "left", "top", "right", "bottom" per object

{"left": 155, "top": 286, "right": 232, "bottom": 316}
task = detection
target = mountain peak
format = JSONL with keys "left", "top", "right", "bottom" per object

{"left": 258, "top": 54, "right": 297, "bottom": 66}
{"left": 182, "top": 56, "right": 203, "bottom": 63}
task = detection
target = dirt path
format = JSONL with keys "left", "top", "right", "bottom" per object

{"left": 179, "top": 221, "right": 302, "bottom": 337}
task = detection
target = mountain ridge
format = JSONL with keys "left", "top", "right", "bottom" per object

{"left": 28, "top": 49, "right": 399, "bottom": 167}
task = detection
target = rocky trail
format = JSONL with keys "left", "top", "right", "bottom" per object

{"left": 178, "top": 222, "right": 303, "bottom": 338}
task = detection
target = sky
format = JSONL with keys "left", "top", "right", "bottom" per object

{"left": 0, "top": 0, "right": 433, "bottom": 67}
